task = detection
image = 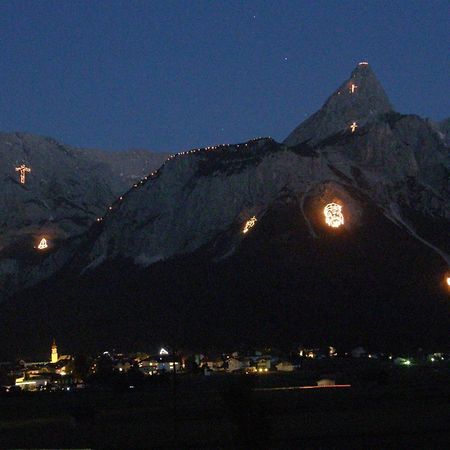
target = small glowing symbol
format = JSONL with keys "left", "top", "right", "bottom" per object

{"left": 37, "top": 238, "right": 48, "bottom": 250}
{"left": 15, "top": 164, "right": 31, "bottom": 184}
{"left": 159, "top": 348, "right": 169, "bottom": 355}
{"left": 350, "top": 122, "right": 358, "bottom": 133}
{"left": 324, "top": 203, "right": 344, "bottom": 228}
{"left": 358, "top": 61, "right": 369, "bottom": 65}
{"left": 243, "top": 216, "right": 257, "bottom": 234}
{"left": 350, "top": 83, "right": 358, "bottom": 93}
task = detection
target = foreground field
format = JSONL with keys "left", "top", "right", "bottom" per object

{"left": 2, "top": 367, "right": 450, "bottom": 448}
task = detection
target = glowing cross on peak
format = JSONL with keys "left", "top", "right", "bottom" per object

{"left": 350, "top": 122, "right": 358, "bottom": 133}
{"left": 350, "top": 83, "right": 358, "bottom": 93}
{"left": 15, "top": 164, "right": 31, "bottom": 184}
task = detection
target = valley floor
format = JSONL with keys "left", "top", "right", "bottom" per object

{"left": 2, "top": 368, "right": 450, "bottom": 448}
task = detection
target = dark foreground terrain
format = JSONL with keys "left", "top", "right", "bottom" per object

{"left": 2, "top": 364, "right": 450, "bottom": 449}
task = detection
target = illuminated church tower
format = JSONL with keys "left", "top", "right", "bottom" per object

{"left": 51, "top": 338, "right": 58, "bottom": 364}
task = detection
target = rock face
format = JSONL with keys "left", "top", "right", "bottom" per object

{"left": 83, "top": 148, "right": 169, "bottom": 190}
{"left": 1, "top": 63, "right": 449, "bottom": 356}
{"left": 0, "top": 132, "right": 168, "bottom": 296}
{"left": 436, "top": 118, "right": 450, "bottom": 147}
{"left": 81, "top": 62, "right": 448, "bottom": 267}
{"left": 284, "top": 62, "right": 392, "bottom": 146}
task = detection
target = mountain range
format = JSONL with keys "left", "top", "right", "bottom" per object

{"left": 1, "top": 63, "right": 449, "bottom": 359}
{"left": 0, "top": 133, "right": 168, "bottom": 297}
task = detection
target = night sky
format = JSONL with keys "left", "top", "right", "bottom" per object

{"left": 1, "top": 0, "right": 448, "bottom": 152}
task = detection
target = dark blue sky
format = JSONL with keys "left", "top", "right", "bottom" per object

{"left": 1, "top": 1, "right": 448, "bottom": 152}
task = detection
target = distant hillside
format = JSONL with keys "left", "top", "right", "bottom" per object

{"left": 81, "top": 148, "right": 169, "bottom": 193}
{"left": 0, "top": 132, "right": 168, "bottom": 298}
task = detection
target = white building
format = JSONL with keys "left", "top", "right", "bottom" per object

{"left": 226, "top": 357, "right": 243, "bottom": 372}
{"left": 276, "top": 361, "right": 294, "bottom": 372}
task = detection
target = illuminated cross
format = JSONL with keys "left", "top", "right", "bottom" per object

{"left": 243, "top": 216, "right": 257, "bottom": 234}
{"left": 350, "top": 83, "right": 358, "bottom": 93}
{"left": 37, "top": 238, "right": 48, "bottom": 250}
{"left": 350, "top": 122, "right": 358, "bottom": 133}
{"left": 15, "top": 164, "right": 31, "bottom": 184}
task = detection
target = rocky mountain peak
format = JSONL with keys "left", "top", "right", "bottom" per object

{"left": 284, "top": 62, "right": 393, "bottom": 146}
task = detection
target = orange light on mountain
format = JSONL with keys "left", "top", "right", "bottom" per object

{"left": 243, "top": 216, "right": 257, "bottom": 234}
{"left": 324, "top": 203, "right": 344, "bottom": 228}
{"left": 15, "top": 164, "right": 31, "bottom": 184}
{"left": 37, "top": 238, "right": 48, "bottom": 250}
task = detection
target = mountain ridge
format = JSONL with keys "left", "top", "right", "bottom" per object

{"left": 1, "top": 63, "right": 449, "bottom": 356}
{"left": 0, "top": 131, "right": 168, "bottom": 297}
{"left": 284, "top": 62, "right": 393, "bottom": 146}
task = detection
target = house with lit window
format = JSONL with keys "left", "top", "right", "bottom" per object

{"left": 225, "top": 357, "right": 243, "bottom": 372}
{"left": 138, "top": 354, "right": 180, "bottom": 374}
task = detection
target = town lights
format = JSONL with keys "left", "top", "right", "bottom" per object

{"left": 324, "top": 203, "right": 344, "bottom": 228}
{"left": 242, "top": 216, "right": 257, "bottom": 234}
{"left": 15, "top": 164, "right": 31, "bottom": 184}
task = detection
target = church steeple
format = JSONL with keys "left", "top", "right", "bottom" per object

{"left": 51, "top": 338, "right": 58, "bottom": 364}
